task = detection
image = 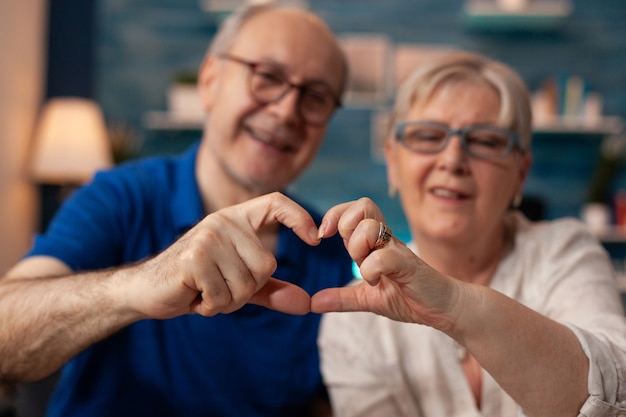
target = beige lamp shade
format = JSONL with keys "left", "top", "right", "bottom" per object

{"left": 31, "top": 97, "right": 113, "bottom": 184}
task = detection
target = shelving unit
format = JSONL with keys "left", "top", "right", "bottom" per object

{"left": 142, "top": 110, "right": 625, "bottom": 138}
{"left": 538, "top": 116, "right": 626, "bottom": 240}
{"left": 533, "top": 116, "right": 625, "bottom": 136}
{"left": 593, "top": 227, "right": 626, "bottom": 244}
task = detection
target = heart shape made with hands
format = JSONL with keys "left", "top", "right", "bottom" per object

{"left": 232, "top": 193, "right": 389, "bottom": 316}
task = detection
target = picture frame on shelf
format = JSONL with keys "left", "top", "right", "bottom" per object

{"left": 394, "top": 43, "right": 456, "bottom": 88}
{"left": 340, "top": 33, "right": 393, "bottom": 106}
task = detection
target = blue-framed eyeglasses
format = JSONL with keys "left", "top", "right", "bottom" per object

{"left": 395, "top": 121, "right": 522, "bottom": 159}
{"left": 218, "top": 53, "right": 342, "bottom": 126}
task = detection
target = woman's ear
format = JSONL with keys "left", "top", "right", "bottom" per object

{"left": 197, "top": 55, "right": 219, "bottom": 111}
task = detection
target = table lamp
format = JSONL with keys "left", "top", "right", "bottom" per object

{"left": 30, "top": 97, "right": 113, "bottom": 231}
{"left": 30, "top": 97, "right": 112, "bottom": 185}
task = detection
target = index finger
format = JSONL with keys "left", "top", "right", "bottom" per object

{"left": 236, "top": 192, "right": 321, "bottom": 245}
{"left": 319, "top": 197, "right": 386, "bottom": 242}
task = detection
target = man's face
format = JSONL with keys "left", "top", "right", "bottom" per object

{"left": 199, "top": 9, "right": 345, "bottom": 194}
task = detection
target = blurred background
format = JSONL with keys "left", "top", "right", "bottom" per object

{"left": 97, "top": 0, "right": 626, "bottom": 240}
{"left": 1, "top": 0, "right": 626, "bottom": 414}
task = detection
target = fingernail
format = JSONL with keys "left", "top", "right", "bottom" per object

{"left": 317, "top": 221, "right": 326, "bottom": 239}
{"left": 312, "top": 226, "right": 322, "bottom": 241}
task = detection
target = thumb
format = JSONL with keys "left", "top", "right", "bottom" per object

{"left": 310, "top": 285, "right": 363, "bottom": 313}
{"left": 249, "top": 277, "right": 311, "bottom": 315}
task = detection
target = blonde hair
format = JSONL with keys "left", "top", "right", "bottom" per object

{"left": 390, "top": 51, "right": 533, "bottom": 151}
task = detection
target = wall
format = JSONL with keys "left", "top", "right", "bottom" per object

{"left": 95, "top": 0, "right": 626, "bottom": 240}
{"left": 0, "top": 1, "right": 47, "bottom": 274}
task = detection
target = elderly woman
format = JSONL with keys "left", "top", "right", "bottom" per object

{"left": 312, "top": 52, "right": 626, "bottom": 417}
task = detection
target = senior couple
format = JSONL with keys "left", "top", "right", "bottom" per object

{"left": 1, "top": 3, "right": 624, "bottom": 417}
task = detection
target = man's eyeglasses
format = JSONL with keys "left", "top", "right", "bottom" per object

{"left": 218, "top": 54, "right": 342, "bottom": 126}
{"left": 395, "top": 121, "right": 522, "bottom": 159}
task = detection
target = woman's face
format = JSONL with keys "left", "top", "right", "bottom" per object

{"left": 386, "top": 81, "right": 531, "bottom": 244}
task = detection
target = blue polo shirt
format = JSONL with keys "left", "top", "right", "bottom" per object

{"left": 28, "top": 142, "right": 354, "bottom": 417}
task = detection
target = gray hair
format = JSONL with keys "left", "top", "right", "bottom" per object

{"left": 205, "top": 2, "right": 348, "bottom": 97}
{"left": 208, "top": 4, "right": 274, "bottom": 55}
{"left": 390, "top": 51, "right": 533, "bottom": 151}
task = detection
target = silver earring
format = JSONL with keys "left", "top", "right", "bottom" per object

{"left": 388, "top": 184, "right": 397, "bottom": 198}
{"left": 512, "top": 193, "right": 522, "bottom": 208}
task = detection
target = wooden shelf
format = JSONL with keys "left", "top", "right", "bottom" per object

{"left": 143, "top": 111, "right": 203, "bottom": 131}
{"left": 199, "top": 0, "right": 309, "bottom": 15}
{"left": 143, "top": 110, "right": 624, "bottom": 140}
{"left": 592, "top": 227, "right": 626, "bottom": 244}
{"left": 463, "top": 0, "right": 573, "bottom": 31}
{"left": 533, "top": 116, "right": 625, "bottom": 137}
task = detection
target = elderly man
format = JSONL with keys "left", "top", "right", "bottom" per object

{"left": 0, "top": 4, "right": 352, "bottom": 417}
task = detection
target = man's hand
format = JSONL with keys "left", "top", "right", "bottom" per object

{"left": 124, "top": 192, "right": 321, "bottom": 319}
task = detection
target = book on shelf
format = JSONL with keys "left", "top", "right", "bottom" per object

{"left": 532, "top": 74, "right": 604, "bottom": 128}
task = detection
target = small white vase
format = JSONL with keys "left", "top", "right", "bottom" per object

{"left": 167, "top": 84, "right": 204, "bottom": 122}
{"left": 580, "top": 203, "right": 611, "bottom": 235}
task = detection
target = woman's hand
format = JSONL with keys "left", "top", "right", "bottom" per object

{"left": 312, "top": 197, "right": 462, "bottom": 331}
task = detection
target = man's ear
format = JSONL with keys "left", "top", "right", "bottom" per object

{"left": 198, "top": 55, "right": 219, "bottom": 111}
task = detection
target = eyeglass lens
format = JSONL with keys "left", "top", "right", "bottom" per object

{"left": 249, "top": 64, "right": 336, "bottom": 125}
{"left": 399, "top": 124, "right": 513, "bottom": 157}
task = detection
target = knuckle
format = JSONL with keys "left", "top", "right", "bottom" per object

{"left": 230, "top": 269, "right": 260, "bottom": 296}
{"left": 197, "top": 303, "right": 222, "bottom": 317}
{"left": 178, "top": 242, "right": 208, "bottom": 266}
{"left": 266, "top": 191, "right": 285, "bottom": 206}
{"left": 200, "top": 288, "right": 232, "bottom": 315}
{"left": 240, "top": 278, "right": 259, "bottom": 296}
{"left": 357, "top": 196, "right": 375, "bottom": 206}
{"left": 251, "top": 254, "right": 277, "bottom": 279}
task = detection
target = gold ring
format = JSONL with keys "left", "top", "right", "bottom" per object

{"left": 374, "top": 222, "right": 393, "bottom": 250}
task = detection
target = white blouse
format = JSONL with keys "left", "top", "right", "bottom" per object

{"left": 319, "top": 213, "right": 626, "bottom": 417}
